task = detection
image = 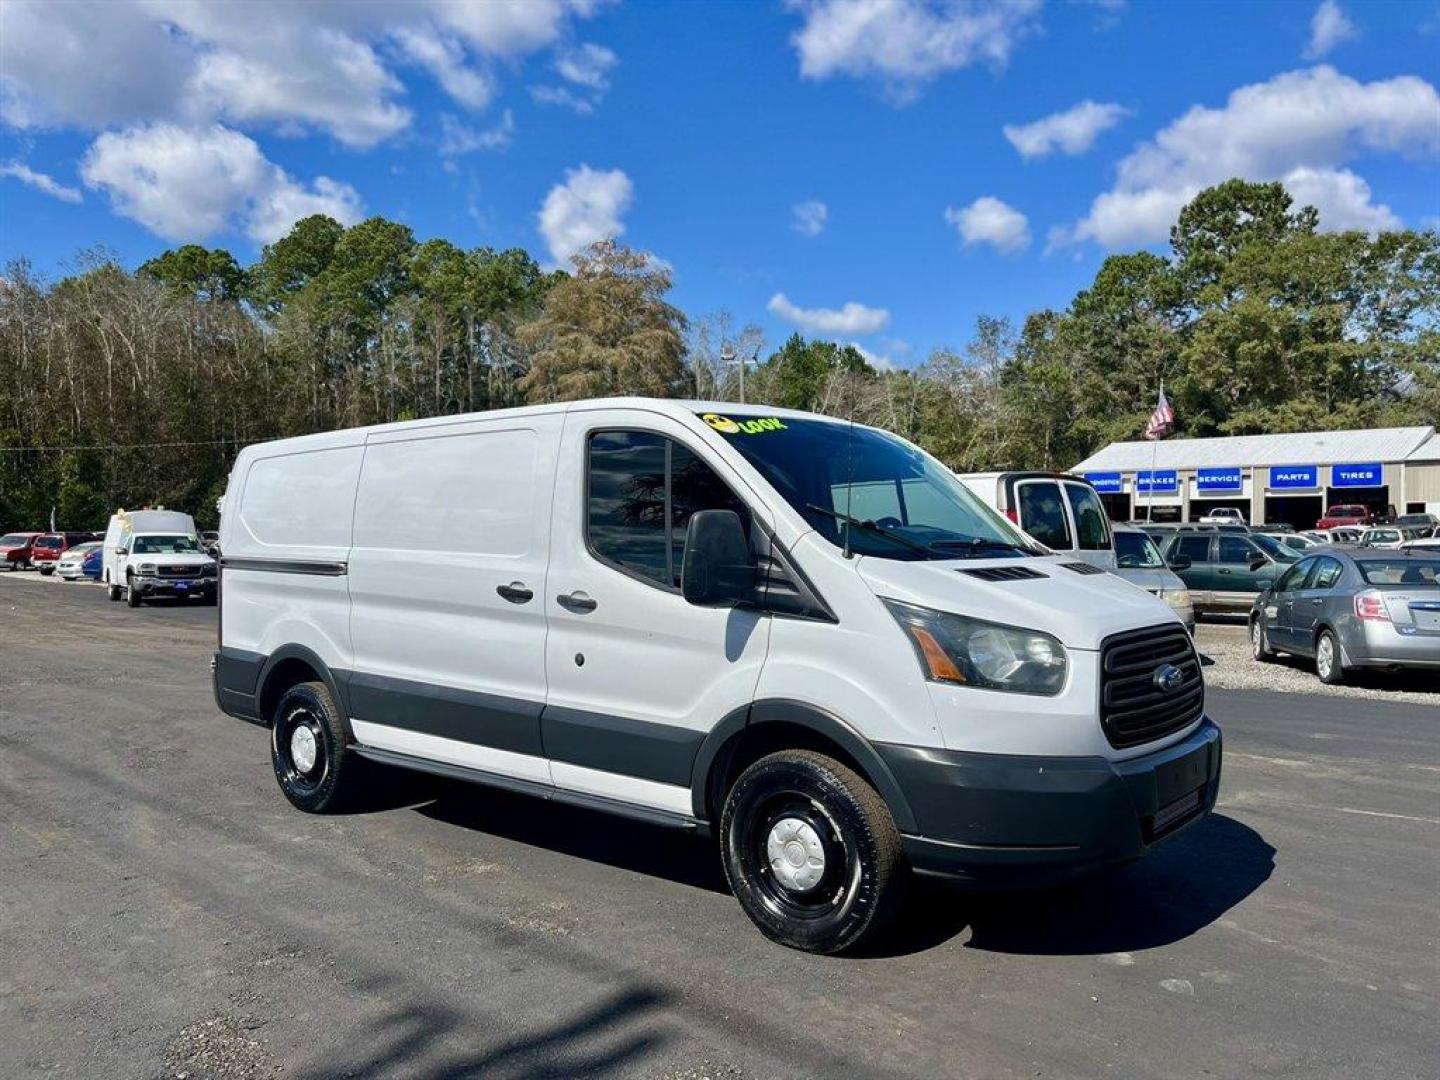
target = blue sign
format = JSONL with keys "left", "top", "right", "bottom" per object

{"left": 1270, "top": 465, "right": 1318, "bottom": 490}
{"left": 1085, "top": 472, "right": 1124, "bottom": 494}
{"left": 1135, "top": 469, "right": 1178, "bottom": 494}
{"left": 1197, "top": 467, "right": 1243, "bottom": 493}
{"left": 1332, "top": 462, "right": 1383, "bottom": 488}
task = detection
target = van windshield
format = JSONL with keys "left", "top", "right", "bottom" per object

{"left": 697, "top": 412, "right": 1040, "bottom": 560}
{"left": 132, "top": 534, "right": 200, "bottom": 554}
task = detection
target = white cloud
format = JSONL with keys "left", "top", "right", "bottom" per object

{"left": 532, "top": 42, "right": 619, "bottom": 115}
{"left": 789, "top": 0, "right": 1042, "bottom": 100}
{"left": 80, "top": 123, "right": 362, "bottom": 243}
{"left": 439, "top": 111, "right": 515, "bottom": 156}
{"left": 555, "top": 43, "right": 619, "bottom": 90}
{"left": 1003, "top": 100, "right": 1130, "bottom": 159}
{"left": 1069, "top": 66, "right": 1440, "bottom": 248}
{"left": 850, "top": 342, "right": 896, "bottom": 370}
{"left": 1280, "top": 165, "right": 1400, "bottom": 233}
{"left": 791, "top": 199, "right": 829, "bottom": 237}
{"left": 1, "top": 1, "right": 604, "bottom": 147}
{"left": 1305, "top": 1, "right": 1358, "bottom": 59}
{"left": 0, "top": 161, "right": 82, "bottom": 203}
{"left": 768, "top": 293, "right": 890, "bottom": 335}
{"left": 538, "top": 165, "right": 633, "bottom": 266}
{"left": 944, "top": 196, "right": 1031, "bottom": 253}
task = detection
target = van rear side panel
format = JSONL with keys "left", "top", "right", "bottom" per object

{"left": 220, "top": 438, "right": 365, "bottom": 678}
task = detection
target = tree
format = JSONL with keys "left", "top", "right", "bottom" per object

{"left": 138, "top": 245, "right": 245, "bottom": 301}
{"left": 518, "top": 240, "right": 687, "bottom": 402}
{"left": 247, "top": 214, "right": 345, "bottom": 318}
{"left": 755, "top": 334, "right": 871, "bottom": 412}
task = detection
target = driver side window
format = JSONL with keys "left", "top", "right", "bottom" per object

{"left": 1275, "top": 558, "right": 1314, "bottom": 593}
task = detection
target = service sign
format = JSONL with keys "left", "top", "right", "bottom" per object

{"left": 1135, "top": 469, "right": 1178, "bottom": 494}
{"left": 1085, "top": 472, "right": 1124, "bottom": 494}
{"left": 1196, "top": 467, "right": 1243, "bottom": 493}
{"left": 1331, "top": 462, "right": 1383, "bottom": 488}
{"left": 1269, "top": 465, "right": 1318, "bottom": 490}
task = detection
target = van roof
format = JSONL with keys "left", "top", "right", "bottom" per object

{"left": 231, "top": 397, "right": 857, "bottom": 457}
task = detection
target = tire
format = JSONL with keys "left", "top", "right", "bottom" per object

{"left": 107, "top": 574, "right": 121, "bottom": 602}
{"left": 720, "top": 750, "right": 906, "bottom": 954}
{"left": 126, "top": 576, "right": 142, "bottom": 607}
{"left": 270, "top": 680, "right": 360, "bottom": 813}
{"left": 1315, "top": 629, "right": 1344, "bottom": 685}
{"left": 38, "top": 566, "right": 52, "bottom": 576}
{"left": 1250, "top": 618, "right": 1275, "bottom": 661}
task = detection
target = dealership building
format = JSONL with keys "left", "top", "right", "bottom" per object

{"left": 1072, "top": 425, "right": 1440, "bottom": 529}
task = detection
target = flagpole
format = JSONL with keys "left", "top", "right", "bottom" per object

{"left": 1146, "top": 379, "right": 1163, "bottom": 522}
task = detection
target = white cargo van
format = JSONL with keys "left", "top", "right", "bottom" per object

{"left": 214, "top": 400, "right": 1220, "bottom": 953}
{"left": 103, "top": 509, "right": 216, "bottom": 607}
{"left": 955, "top": 471, "right": 1117, "bottom": 570}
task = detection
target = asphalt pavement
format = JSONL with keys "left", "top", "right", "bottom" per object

{"left": 1, "top": 576, "right": 1436, "bottom": 1079}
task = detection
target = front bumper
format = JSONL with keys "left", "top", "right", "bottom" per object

{"left": 133, "top": 574, "right": 215, "bottom": 597}
{"left": 878, "top": 718, "right": 1222, "bottom": 885}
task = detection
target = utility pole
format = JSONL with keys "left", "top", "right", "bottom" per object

{"left": 721, "top": 343, "right": 747, "bottom": 403}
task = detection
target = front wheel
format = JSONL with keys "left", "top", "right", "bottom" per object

{"left": 125, "top": 576, "right": 142, "bottom": 607}
{"left": 1250, "top": 618, "right": 1275, "bottom": 661}
{"left": 720, "top": 750, "right": 906, "bottom": 954}
{"left": 38, "top": 566, "right": 52, "bottom": 576}
{"left": 1315, "top": 630, "right": 1344, "bottom": 685}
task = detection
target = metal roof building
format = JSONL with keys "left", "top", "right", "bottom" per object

{"left": 1072, "top": 425, "right": 1440, "bottom": 527}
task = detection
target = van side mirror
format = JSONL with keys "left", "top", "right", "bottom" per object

{"left": 1168, "top": 554, "right": 1191, "bottom": 570}
{"left": 115, "top": 546, "right": 128, "bottom": 555}
{"left": 681, "top": 510, "right": 755, "bottom": 608}
{"left": 1249, "top": 555, "right": 1269, "bottom": 571}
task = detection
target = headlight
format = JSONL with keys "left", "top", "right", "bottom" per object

{"left": 138, "top": 562, "right": 157, "bottom": 574}
{"left": 1157, "top": 588, "right": 1192, "bottom": 611}
{"left": 884, "top": 599, "right": 1067, "bottom": 696}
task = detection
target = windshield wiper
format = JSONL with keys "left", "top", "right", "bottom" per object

{"left": 804, "top": 504, "right": 932, "bottom": 554}
{"left": 926, "top": 537, "right": 1040, "bottom": 557}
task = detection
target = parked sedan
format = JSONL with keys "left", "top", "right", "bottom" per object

{"left": 1250, "top": 549, "right": 1440, "bottom": 683}
{"left": 1112, "top": 524, "right": 1195, "bottom": 631}
{"left": 1163, "top": 530, "right": 1300, "bottom": 616}
{"left": 81, "top": 545, "right": 104, "bottom": 580}
{"left": 1359, "top": 527, "right": 1406, "bottom": 549}
{"left": 54, "top": 541, "right": 103, "bottom": 580}
{"left": 1395, "top": 513, "right": 1438, "bottom": 538}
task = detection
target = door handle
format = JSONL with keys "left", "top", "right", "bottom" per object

{"left": 496, "top": 582, "right": 533, "bottom": 604}
{"left": 1217, "top": 568, "right": 1232, "bottom": 575}
{"left": 557, "top": 591, "right": 597, "bottom": 614}
{"left": 1308, "top": 598, "right": 1323, "bottom": 605}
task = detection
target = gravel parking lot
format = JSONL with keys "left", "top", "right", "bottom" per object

{"left": 2, "top": 575, "right": 1437, "bottom": 1078}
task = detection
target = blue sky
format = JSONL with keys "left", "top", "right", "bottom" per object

{"left": 2, "top": 0, "right": 1437, "bottom": 368}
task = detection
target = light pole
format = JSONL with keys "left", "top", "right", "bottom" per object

{"left": 720, "top": 343, "right": 746, "bottom": 403}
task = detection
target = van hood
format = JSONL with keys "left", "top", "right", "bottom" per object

{"left": 855, "top": 555, "right": 1179, "bottom": 651}
{"left": 131, "top": 550, "right": 213, "bottom": 566}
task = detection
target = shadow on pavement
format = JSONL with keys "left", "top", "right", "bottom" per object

{"left": 287, "top": 985, "right": 671, "bottom": 1080}
{"left": 413, "top": 775, "right": 730, "bottom": 893}
{"left": 956, "top": 813, "right": 1274, "bottom": 956}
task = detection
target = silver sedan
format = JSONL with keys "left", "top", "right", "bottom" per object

{"left": 1249, "top": 547, "right": 1440, "bottom": 684}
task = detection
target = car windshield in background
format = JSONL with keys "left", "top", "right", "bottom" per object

{"left": 1115, "top": 530, "right": 1164, "bottom": 568}
{"left": 1358, "top": 559, "right": 1440, "bottom": 586}
{"left": 1252, "top": 533, "right": 1300, "bottom": 562}
{"left": 698, "top": 412, "right": 1038, "bottom": 561}
{"left": 133, "top": 535, "right": 201, "bottom": 554}
{"left": 36, "top": 537, "right": 62, "bottom": 548}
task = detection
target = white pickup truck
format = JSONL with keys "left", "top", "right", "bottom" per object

{"left": 1197, "top": 507, "right": 1247, "bottom": 526}
{"left": 102, "top": 509, "right": 217, "bottom": 607}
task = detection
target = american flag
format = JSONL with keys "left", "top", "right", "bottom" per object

{"left": 1144, "top": 387, "right": 1174, "bottom": 440}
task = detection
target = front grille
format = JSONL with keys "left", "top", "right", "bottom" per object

{"left": 960, "top": 565, "right": 1047, "bottom": 582}
{"left": 158, "top": 564, "right": 202, "bottom": 579}
{"left": 1099, "top": 624, "right": 1204, "bottom": 749}
{"left": 1061, "top": 561, "right": 1106, "bottom": 575}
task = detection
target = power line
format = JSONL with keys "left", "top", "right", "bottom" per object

{"left": 0, "top": 438, "right": 241, "bottom": 453}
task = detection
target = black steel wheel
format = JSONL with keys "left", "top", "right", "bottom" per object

{"left": 720, "top": 750, "right": 905, "bottom": 954}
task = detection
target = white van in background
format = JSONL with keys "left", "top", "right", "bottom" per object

{"left": 214, "top": 399, "right": 1219, "bottom": 953}
{"left": 955, "top": 471, "right": 1117, "bottom": 570}
{"left": 103, "top": 509, "right": 216, "bottom": 607}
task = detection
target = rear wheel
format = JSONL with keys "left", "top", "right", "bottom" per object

{"left": 107, "top": 573, "right": 121, "bottom": 602}
{"left": 720, "top": 750, "right": 906, "bottom": 954}
{"left": 1315, "top": 630, "right": 1344, "bottom": 685}
{"left": 270, "top": 681, "right": 361, "bottom": 813}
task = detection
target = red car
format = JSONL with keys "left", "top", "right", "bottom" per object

{"left": 32, "top": 531, "right": 99, "bottom": 575}
{"left": 1315, "top": 504, "right": 1373, "bottom": 530}
{"left": 0, "top": 531, "right": 44, "bottom": 570}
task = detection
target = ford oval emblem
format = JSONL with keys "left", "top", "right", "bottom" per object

{"left": 1153, "top": 663, "right": 1185, "bottom": 693}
